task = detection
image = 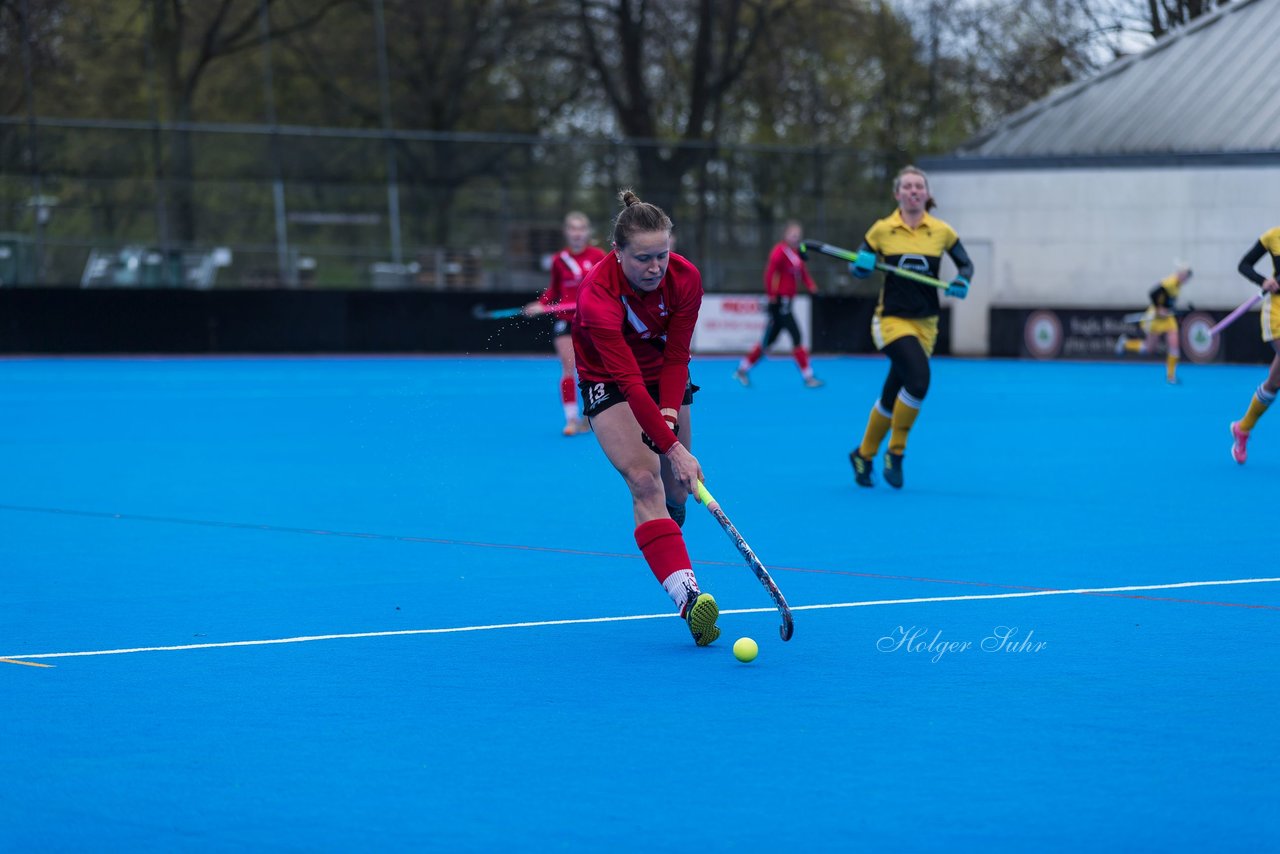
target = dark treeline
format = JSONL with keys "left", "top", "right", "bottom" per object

{"left": 0, "top": 0, "right": 1221, "bottom": 286}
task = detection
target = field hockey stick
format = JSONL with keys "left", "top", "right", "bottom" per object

{"left": 1208, "top": 293, "right": 1264, "bottom": 336}
{"left": 472, "top": 305, "right": 524, "bottom": 319}
{"left": 695, "top": 480, "right": 794, "bottom": 641}
{"left": 471, "top": 302, "right": 576, "bottom": 320}
{"left": 801, "top": 239, "right": 949, "bottom": 290}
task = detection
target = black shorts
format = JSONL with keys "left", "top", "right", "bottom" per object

{"left": 763, "top": 300, "right": 802, "bottom": 348}
{"left": 579, "top": 378, "right": 698, "bottom": 419}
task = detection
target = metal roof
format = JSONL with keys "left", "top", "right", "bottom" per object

{"left": 953, "top": 0, "right": 1280, "bottom": 158}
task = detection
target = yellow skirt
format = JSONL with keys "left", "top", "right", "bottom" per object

{"left": 872, "top": 312, "right": 939, "bottom": 356}
{"left": 1140, "top": 314, "right": 1178, "bottom": 336}
{"left": 1264, "top": 294, "right": 1280, "bottom": 343}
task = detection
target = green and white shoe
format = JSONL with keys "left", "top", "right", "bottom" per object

{"left": 683, "top": 592, "right": 720, "bottom": 647}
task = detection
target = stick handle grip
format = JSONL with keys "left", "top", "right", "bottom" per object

{"left": 695, "top": 480, "right": 717, "bottom": 511}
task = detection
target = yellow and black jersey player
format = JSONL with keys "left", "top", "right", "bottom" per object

{"left": 1229, "top": 226, "right": 1280, "bottom": 464}
{"left": 1115, "top": 264, "right": 1192, "bottom": 383}
{"left": 846, "top": 165, "right": 974, "bottom": 489}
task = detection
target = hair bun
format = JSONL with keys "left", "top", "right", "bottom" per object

{"left": 610, "top": 187, "right": 672, "bottom": 248}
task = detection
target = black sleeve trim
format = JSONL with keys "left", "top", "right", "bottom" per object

{"left": 1238, "top": 241, "right": 1268, "bottom": 285}
{"left": 947, "top": 240, "right": 975, "bottom": 280}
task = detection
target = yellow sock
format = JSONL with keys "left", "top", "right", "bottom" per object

{"left": 858, "top": 404, "right": 892, "bottom": 459}
{"left": 887, "top": 395, "right": 922, "bottom": 455}
{"left": 1166, "top": 354, "right": 1178, "bottom": 382}
{"left": 1239, "top": 389, "right": 1274, "bottom": 431}
{"left": 1124, "top": 339, "right": 1145, "bottom": 354}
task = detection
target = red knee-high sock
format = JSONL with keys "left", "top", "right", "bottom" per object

{"left": 635, "top": 518, "right": 699, "bottom": 611}
{"left": 793, "top": 345, "right": 813, "bottom": 378}
{"left": 560, "top": 376, "right": 577, "bottom": 421}
{"left": 738, "top": 343, "right": 764, "bottom": 373}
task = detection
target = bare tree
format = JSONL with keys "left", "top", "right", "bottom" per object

{"left": 903, "top": 0, "right": 1126, "bottom": 129}
{"left": 147, "top": 0, "right": 349, "bottom": 243}
{"left": 1143, "top": 0, "right": 1229, "bottom": 38}
{"left": 565, "top": 0, "right": 796, "bottom": 220}
{"left": 0, "top": 0, "right": 58, "bottom": 115}
{"left": 283, "top": 0, "right": 569, "bottom": 246}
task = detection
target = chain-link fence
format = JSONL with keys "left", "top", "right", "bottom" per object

{"left": 1, "top": 117, "right": 898, "bottom": 294}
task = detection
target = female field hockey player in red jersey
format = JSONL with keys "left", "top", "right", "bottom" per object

{"left": 734, "top": 220, "right": 823, "bottom": 388}
{"left": 524, "top": 212, "right": 608, "bottom": 436}
{"left": 1229, "top": 226, "right": 1280, "bottom": 463}
{"left": 847, "top": 165, "right": 974, "bottom": 490}
{"left": 572, "top": 190, "right": 720, "bottom": 646}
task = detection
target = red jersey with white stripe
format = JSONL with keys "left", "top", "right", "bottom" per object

{"left": 540, "top": 246, "right": 607, "bottom": 318}
{"left": 764, "top": 241, "right": 816, "bottom": 299}
{"left": 573, "top": 251, "right": 703, "bottom": 453}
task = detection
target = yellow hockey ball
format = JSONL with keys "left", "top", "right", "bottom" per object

{"left": 733, "top": 637, "right": 758, "bottom": 663}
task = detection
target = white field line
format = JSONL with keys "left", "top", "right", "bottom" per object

{"left": 3, "top": 576, "right": 1278, "bottom": 662}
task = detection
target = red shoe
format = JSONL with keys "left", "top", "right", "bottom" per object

{"left": 1230, "top": 421, "right": 1250, "bottom": 464}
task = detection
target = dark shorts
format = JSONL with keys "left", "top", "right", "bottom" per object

{"left": 579, "top": 378, "right": 698, "bottom": 419}
{"left": 763, "top": 300, "right": 802, "bottom": 348}
{"left": 552, "top": 317, "right": 572, "bottom": 337}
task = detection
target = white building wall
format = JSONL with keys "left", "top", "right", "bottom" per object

{"left": 928, "top": 165, "right": 1280, "bottom": 354}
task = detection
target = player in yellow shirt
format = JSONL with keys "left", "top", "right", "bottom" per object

{"left": 847, "top": 166, "right": 974, "bottom": 489}
{"left": 1115, "top": 264, "right": 1192, "bottom": 384}
{"left": 1228, "top": 227, "right": 1280, "bottom": 464}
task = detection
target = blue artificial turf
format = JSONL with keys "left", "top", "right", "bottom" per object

{"left": 2, "top": 354, "right": 1277, "bottom": 850}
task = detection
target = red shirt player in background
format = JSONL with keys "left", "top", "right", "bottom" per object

{"left": 573, "top": 189, "right": 721, "bottom": 647}
{"left": 733, "top": 220, "right": 823, "bottom": 388}
{"left": 524, "top": 211, "right": 607, "bottom": 435}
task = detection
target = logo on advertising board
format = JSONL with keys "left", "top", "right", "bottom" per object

{"left": 1181, "top": 312, "right": 1220, "bottom": 363}
{"left": 691, "top": 294, "right": 811, "bottom": 353}
{"left": 1024, "top": 310, "right": 1063, "bottom": 359}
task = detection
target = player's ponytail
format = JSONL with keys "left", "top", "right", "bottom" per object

{"left": 612, "top": 189, "right": 673, "bottom": 248}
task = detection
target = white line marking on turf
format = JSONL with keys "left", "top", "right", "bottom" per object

{"left": 4, "top": 576, "right": 1278, "bottom": 661}
{"left": 786, "top": 576, "right": 1280, "bottom": 611}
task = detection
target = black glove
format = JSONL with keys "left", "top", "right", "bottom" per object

{"left": 641, "top": 420, "right": 678, "bottom": 454}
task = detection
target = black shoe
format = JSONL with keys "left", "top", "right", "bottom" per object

{"left": 883, "top": 452, "right": 904, "bottom": 489}
{"left": 849, "top": 451, "right": 873, "bottom": 487}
